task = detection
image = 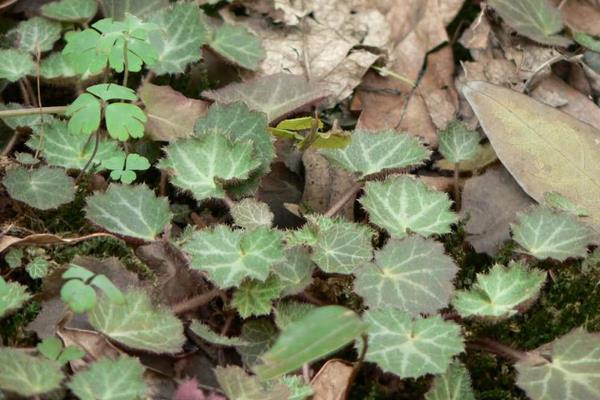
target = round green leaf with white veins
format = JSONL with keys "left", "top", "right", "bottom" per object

{"left": 320, "top": 129, "right": 431, "bottom": 178}
{"left": 232, "top": 275, "right": 283, "bottom": 318}
{"left": 438, "top": 121, "right": 481, "bottom": 164}
{"left": 0, "top": 348, "right": 64, "bottom": 397}
{"left": 2, "top": 166, "right": 75, "bottom": 210}
{"left": 41, "top": 0, "right": 98, "bottom": 22}
{"left": 209, "top": 24, "right": 265, "bottom": 71}
{"left": 0, "top": 49, "right": 34, "bottom": 82}
{"left": 14, "top": 16, "right": 62, "bottom": 53}
{"left": 311, "top": 217, "right": 374, "bottom": 274}
{"left": 354, "top": 236, "right": 457, "bottom": 315}
{"left": 67, "top": 356, "right": 147, "bottom": 400}
{"left": 26, "top": 256, "right": 49, "bottom": 279}
{"left": 361, "top": 175, "right": 458, "bottom": 239}
{"left": 183, "top": 225, "right": 285, "bottom": 288}
{"left": 511, "top": 206, "right": 595, "bottom": 261}
{"left": 363, "top": 309, "right": 464, "bottom": 379}
{"left": 272, "top": 247, "right": 315, "bottom": 296}
{"left": 158, "top": 132, "right": 261, "bottom": 201}
{"left": 452, "top": 262, "right": 546, "bottom": 319}
{"left": 40, "top": 52, "right": 78, "bottom": 79}
{"left": 231, "top": 198, "right": 274, "bottom": 229}
{"left": 89, "top": 290, "right": 185, "bottom": 353}
{"left": 0, "top": 277, "right": 31, "bottom": 318}
{"left": 85, "top": 184, "right": 172, "bottom": 241}
{"left": 516, "top": 328, "right": 600, "bottom": 400}
{"left": 425, "top": 362, "right": 475, "bottom": 400}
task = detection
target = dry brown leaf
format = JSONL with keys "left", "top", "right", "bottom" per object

{"left": 0, "top": 232, "right": 116, "bottom": 253}
{"left": 57, "top": 327, "right": 123, "bottom": 371}
{"left": 558, "top": 0, "right": 600, "bottom": 36}
{"left": 311, "top": 359, "right": 354, "bottom": 400}
{"left": 257, "top": 162, "right": 304, "bottom": 228}
{"left": 139, "top": 83, "right": 208, "bottom": 142}
{"left": 462, "top": 166, "right": 535, "bottom": 255}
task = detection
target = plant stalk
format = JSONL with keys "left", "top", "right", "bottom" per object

{"left": 453, "top": 162, "right": 461, "bottom": 211}
{"left": 324, "top": 181, "right": 364, "bottom": 218}
{"left": 172, "top": 288, "right": 221, "bottom": 315}
{"left": 123, "top": 40, "right": 129, "bottom": 87}
{"left": 0, "top": 106, "right": 68, "bottom": 118}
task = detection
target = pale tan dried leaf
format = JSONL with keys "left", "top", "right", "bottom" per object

{"left": 310, "top": 359, "right": 354, "bottom": 400}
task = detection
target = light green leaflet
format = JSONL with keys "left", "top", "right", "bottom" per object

{"left": 65, "top": 93, "right": 102, "bottom": 136}
{"left": 363, "top": 309, "right": 464, "bottom": 379}
{"left": 209, "top": 24, "right": 265, "bottom": 71}
{"left": 0, "top": 277, "right": 31, "bottom": 318}
{"left": 361, "top": 175, "right": 457, "bottom": 239}
{"left": 320, "top": 129, "right": 430, "bottom": 178}
{"left": 274, "top": 301, "right": 315, "bottom": 330}
{"left": 0, "top": 49, "right": 34, "bottom": 82}
{"left": 89, "top": 290, "right": 185, "bottom": 353}
{"left": 61, "top": 279, "right": 97, "bottom": 313}
{"left": 40, "top": 52, "right": 78, "bottom": 79}
{"left": 0, "top": 348, "right": 64, "bottom": 396}
{"left": 37, "top": 336, "right": 85, "bottom": 366}
{"left": 41, "top": 0, "right": 98, "bottom": 22}
{"left": 102, "top": 152, "right": 150, "bottom": 184}
{"left": 438, "top": 121, "right": 481, "bottom": 164}
{"left": 67, "top": 356, "right": 147, "bottom": 400}
{"left": 2, "top": 166, "right": 75, "bottom": 210}
{"left": 425, "top": 362, "right": 475, "bottom": 400}
{"left": 194, "top": 102, "right": 273, "bottom": 178}
{"left": 544, "top": 192, "right": 590, "bottom": 217}
{"left": 236, "top": 319, "right": 278, "bottom": 366}
{"left": 182, "top": 225, "right": 285, "bottom": 288}
{"left": 27, "top": 120, "right": 120, "bottom": 170}
{"left": 487, "top": 0, "right": 571, "bottom": 46}
{"left": 232, "top": 275, "right": 283, "bottom": 318}
{"left": 215, "top": 366, "right": 290, "bottom": 400}
{"left": 14, "top": 16, "right": 62, "bottom": 53}
{"left": 158, "top": 132, "right": 261, "bottom": 201}
{"left": 4, "top": 248, "right": 23, "bottom": 268}
{"left": 271, "top": 247, "right": 315, "bottom": 296}
{"left": 452, "top": 263, "right": 546, "bottom": 319}
{"left": 516, "top": 328, "right": 600, "bottom": 400}
{"left": 511, "top": 207, "right": 595, "bottom": 260}
{"left": 26, "top": 257, "right": 49, "bottom": 279}
{"left": 99, "top": 0, "right": 168, "bottom": 19}
{"left": 189, "top": 320, "right": 249, "bottom": 347}
{"left": 148, "top": 2, "right": 210, "bottom": 75}
{"left": 84, "top": 184, "right": 172, "bottom": 241}
{"left": 255, "top": 306, "right": 366, "bottom": 380}
{"left": 310, "top": 217, "right": 374, "bottom": 274}
{"left": 106, "top": 103, "right": 147, "bottom": 141}
{"left": 231, "top": 198, "right": 274, "bottom": 229}
{"left": 354, "top": 236, "right": 457, "bottom": 315}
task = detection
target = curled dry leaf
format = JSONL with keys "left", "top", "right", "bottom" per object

{"left": 310, "top": 359, "right": 354, "bottom": 400}
{"left": 0, "top": 232, "right": 116, "bottom": 254}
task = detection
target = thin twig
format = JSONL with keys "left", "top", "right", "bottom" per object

{"left": 123, "top": 40, "right": 129, "bottom": 87}
{"left": 222, "top": 193, "right": 235, "bottom": 209}
{"left": 324, "top": 181, "right": 363, "bottom": 218}
{"left": 75, "top": 130, "right": 100, "bottom": 183}
{"left": 22, "top": 77, "right": 37, "bottom": 107}
{"left": 18, "top": 79, "right": 32, "bottom": 106}
{"left": 172, "top": 288, "right": 221, "bottom": 315}
{"left": 1, "top": 129, "right": 20, "bottom": 156}
{"left": 467, "top": 338, "right": 547, "bottom": 364}
{"left": 34, "top": 45, "right": 44, "bottom": 160}
{"left": 0, "top": 106, "right": 68, "bottom": 118}
{"left": 453, "top": 162, "right": 461, "bottom": 211}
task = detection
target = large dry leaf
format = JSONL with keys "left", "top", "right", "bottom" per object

{"left": 558, "top": 0, "right": 600, "bottom": 36}
{"left": 0, "top": 232, "right": 116, "bottom": 253}
{"left": 310, "top": 359, "right": 354, "bottom": 400}
{"left": 463, "top": 80, "right": 600, "bottom": 231}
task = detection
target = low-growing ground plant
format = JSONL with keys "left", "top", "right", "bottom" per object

{"left": 1, "top": 1, "right": 600, "bottom": 399}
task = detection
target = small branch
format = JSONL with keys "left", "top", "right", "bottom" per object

{"left": 75, "top": 130, "right": 100, "bottom": 183}
{"left": 467, "top": 338, "right": 547, "bottom": 365}
{"left": 22, "top": 77, "right": 37, "bottom": 107}
{"left": 141, "top": 70, "right": 156, "bottom": 86}
{"left": 18, "top": 79, "right": 32, "bottom": 106}
{"left": 172, "top": 288, "right": 221, "bottom": 315}
{"left": 123, "top": 40, "right": 129, "bottom": 87}
{"left": 324, "top": 181, "right": 364, "bottom": 218}
{"left": 453, "top": 163, "right": 461, "bottom": 211}
{"left": 1, "top": 129, "right": 20, "bottom": 157}
{"left": 0, "top": 106, "right": 68, "bottom": 118}
{"left": 222, "top": 194, "right": 235, "bottom": 209}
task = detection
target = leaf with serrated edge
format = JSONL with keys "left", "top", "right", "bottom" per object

{"left": 438, "top": 121, "right": 481, "bottom": 164}
{"left": 85, "top": 184, "right": 172, "bottom": 241}
{"left": 453, "top": 262, "right": 546, "bottom": 319}
{"left": 487, "top": 0, "right": 571, "bottom": 46}
{"left": 425, "top": 362, "right": 475, "bottom": 400}
{"left": 511, "top": 207, "right": 594, "bottom": 260}
{"left": 311, "top": 217, "right": 373, "bottom": 274}
{"left": 68, "top": 356, "right": 147, "bottom": 400}
{"left": 462, "top": 80, "right": 600, "bottom": 232}
{"left": 516, "top": 328, "right": 600, "bottom": 400}
{"left": 26, "top": 257, "right": 49, "bottom": 279}
{"left": 209, "top": 24, "right": 265, "bottom": 70}
{"left": 274, "top": 301, "right": 315, "bottom": 331}
{"left": 361, "top": 175, "right": 458, "bottom": 239}
{"left": 40, "top": 52, "right": 78, "bottom": 79}
{"left": 255, "top": 306, "right": 366, "bottom": 380}
{"left": 99, "top": 0, "right": 168, "bottom": 19}
{"left": 354, "top": 236, "right": 457, "bottom": 315}
{"left": 232, "top": 275, "right": 283, "bottom": 318}
{"left": 190, "top": 320, "right": 248, "bottom": 347}
{"left": 435, "top": 142, "right": 497, "bottom": 172}
{"left": 2, "top": 166, "right": 75, "bottom": 210}
{"left": 363, "top": 309, "right": 464, "bottom": 379}
{"left": 320, "top": 129, "right": 430, "bottom": 178}
{"left": 215, "top": 366, "right": 290, "bottom": 400}
{"left": 27, "top": 120, "right": 120, "bottom": 170}
{"left": 203, "top": 73, "right": 329, "bottom": 122}
{"left": 89, "top": 290, "right": 185, "bottom": 353}
{"left": 0, "top": 49, "right": 34, "bottom": 82}
{"left": 0, "top": 277, "right": 31, "bottom": 318}
{"left": 0, "top": 348, "right": 64, "bottom": 396}
{"left": 231, "top": 199, "right": 274, "bottom": 229}
{"left": 41, "top": 0, "right": 97, "bottom": 22}
{"left": 148, "top": 2, "right": 210, "bottom": 75}
{"left": 544, "top": 191, "right": 590, "bottom": 217}
{"left": 182, "top": 225, "right": 285, "bottom": 288}
{"left": 236, "top": 319, "right": 278, "bottom": 367}
{"left": 272, "top": 247, "right": 315, "bottom": 296}
{"left": 14, "top": 17, "right": 62, "bottom": 53}
{"left": 159, "top": 133, "right": 261, "bottom": 201}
